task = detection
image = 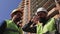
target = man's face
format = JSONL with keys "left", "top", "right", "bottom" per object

{"left": 37, "top": 11, "right": 47, "bottom": 18}
{"left": 12, "top": 12, "right": 22, "bottom": 25}
{"left": 37, "top": 11, "right": 47, "bottom": 25}
{"left": 37, "top": 11, "right": 47, "bottom": 22}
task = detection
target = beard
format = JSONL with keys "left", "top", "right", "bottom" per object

{"left": 13, "top": 18, "right": 21, "bottom": 24}
{"left": 39, "top": 17, "right": 47, "bottom": 25}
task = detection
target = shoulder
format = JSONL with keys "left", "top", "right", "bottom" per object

{"left": 47, "top": 18, "right": 55, "bottom": 22}
{"left": 0, "top": 20, "right": 6, "bottom": 27}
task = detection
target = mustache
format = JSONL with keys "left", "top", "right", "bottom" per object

{"left": 14, "top": 18, "right": 21, "bottom": 22}
{"left": 39, "top": 17, "right": 46, "bottom": 21}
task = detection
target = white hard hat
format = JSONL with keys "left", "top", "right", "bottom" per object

{"left": 11, "top": 9, "right": 23, "bottom": 18}
{"left": 11, "top": 9, "right": 18, "bottom": 14}
{"left": 35, "top": 7, "right": 47, "bottom": 15}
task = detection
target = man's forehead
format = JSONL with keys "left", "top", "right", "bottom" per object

{"left": 15, "top": 12, "right": 23, "bottom": 14}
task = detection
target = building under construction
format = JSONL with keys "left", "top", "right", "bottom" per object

{"left": 18, "top": 0, "right": 60, "bottom": 24}
{"left": 18, "top": 0, "right": 60, "bottom": 34}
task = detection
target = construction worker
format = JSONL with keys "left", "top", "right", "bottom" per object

{"left": 22, "top": 7, "right": 56, "bottom": 34}
{"left": 0, "top": 9, "right": 23, "bottom": 34}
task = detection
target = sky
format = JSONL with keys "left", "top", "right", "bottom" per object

{"left": 0, "top": 0, "right": 21, "bottom": 24}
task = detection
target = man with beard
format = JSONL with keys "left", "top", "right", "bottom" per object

{"left": 22, "top": 7, "right": 56, "bottom": 34}
{"left": 0, "top": 9, "right": 23, "bottom": 34}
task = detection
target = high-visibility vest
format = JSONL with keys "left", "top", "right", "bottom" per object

{"left": 37, "top": 18, "right": 56, "bottom": 34}
{"left": 3, "top": 20, "right": 23, "bottom": 34}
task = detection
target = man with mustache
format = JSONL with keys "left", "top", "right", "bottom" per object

{"left": 0, "top": 9, "right": 23, "bottom": 34}
{"left": 22, "top": 7, "right": 56, "bottom": 34}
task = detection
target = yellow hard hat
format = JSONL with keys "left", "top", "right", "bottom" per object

{"left": 11, "top": 9, "right": 23, "bottom": 18}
